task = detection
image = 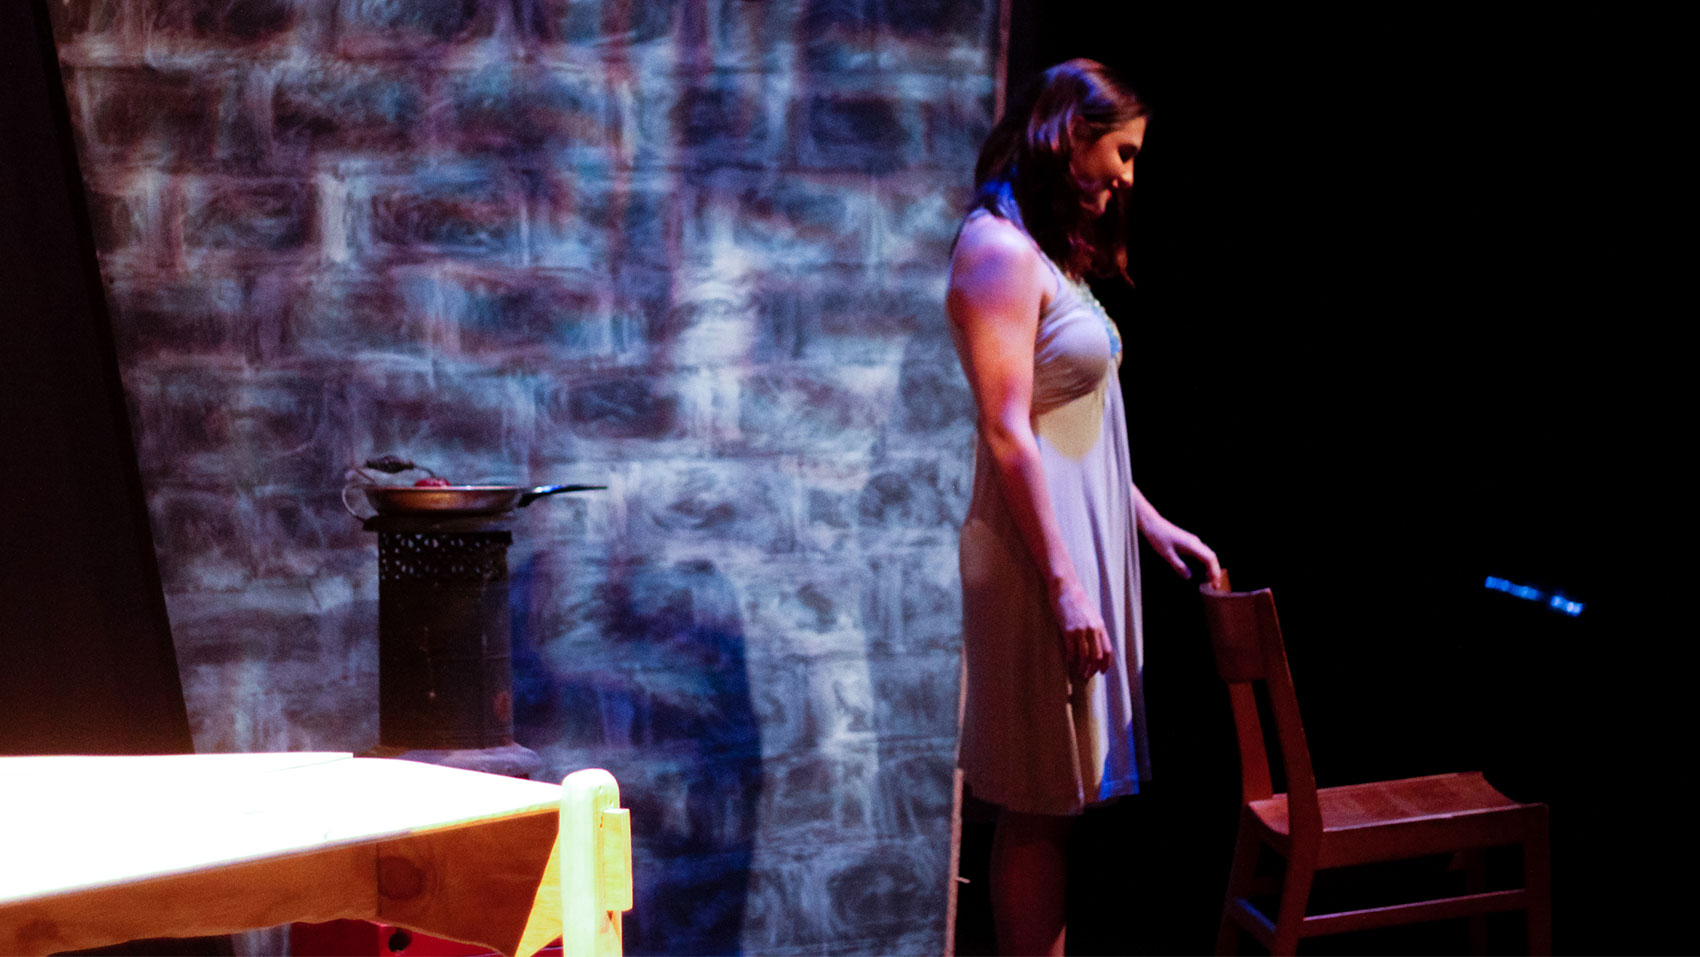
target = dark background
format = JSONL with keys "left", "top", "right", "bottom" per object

{"left": 955, "top": 5, "right": 1677, "bottom": 956}
{"left": 0, "top": 0, "right": 195, "bottom": 757}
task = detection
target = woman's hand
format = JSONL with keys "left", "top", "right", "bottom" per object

{"left": 1131, "top": 483, "right": 1221, "bottom": 583}
{"left": 1140, "top": 513, "right": 1221, "bottom": 584}
{"left": 1051, "top": 578, "right": 1113, "bottom": 685}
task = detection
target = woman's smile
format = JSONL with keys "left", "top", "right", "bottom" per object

{"left": 1070, "top": 116, "right": 1147, "bottom": 215}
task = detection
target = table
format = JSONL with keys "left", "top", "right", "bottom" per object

{"left": 0, "top": 753, "right": 618, "bottom": 957}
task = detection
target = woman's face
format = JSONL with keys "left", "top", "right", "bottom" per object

{"left": 1069, "top": 116, "right": 1148, "bottom": 216}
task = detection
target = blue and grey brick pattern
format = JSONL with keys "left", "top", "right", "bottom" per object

{"left": 49, "top": 1, "right": 996, "bottom": 952}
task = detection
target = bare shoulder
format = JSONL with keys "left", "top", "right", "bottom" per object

{"left": 948, "top": 215, "right": 1045, "bottom": 323}
{"left": 951, "top": 214, "right": 1039, "bottom": 277}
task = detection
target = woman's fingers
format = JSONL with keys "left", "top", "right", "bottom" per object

{"left": 1183, "top": 538, "right": 1222, "bottom": 584}
{"left": 1063, "top": 628, "right": 1093, "bottom": 683}
{"left": 1156, "top": 537, "right": 1192, "bottom": 578}
{"left": 1198, "top": 547, "right": 1222, "bottom": 584}
{"left": 1162, "top": 532, "right": 1222, "bottom": 582}
{"left": 1054, "top": 583, "right": 1112, "bottom": 683}
{"left": 1063, "top": 623, "right": 1112, "bottom": 684}
{"left": 1070, "top": 623, "right": 1091, "bottom": 683}
{"left": 1055, "top": 584, "right": 1101, "bottom": 683}
{"left": 1166, "top": 547, "right": 1191, "bottom": 579}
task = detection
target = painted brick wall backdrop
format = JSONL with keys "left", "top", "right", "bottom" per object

{"left": 46, "top": 0, "right": 998, "bottom": 952}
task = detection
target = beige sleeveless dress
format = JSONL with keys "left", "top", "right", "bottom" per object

{"left": 952, "top": 214, "right": 1149, "bottom": 816}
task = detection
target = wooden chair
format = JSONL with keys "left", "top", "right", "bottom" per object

{"left": 1199, "top": 574, "right": 1551, "bottom": 955}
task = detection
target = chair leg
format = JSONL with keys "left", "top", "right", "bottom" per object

{"left": 1456, "top": 848, "right": 1488, "bottom": 955}
{"left": 1524, "top": 807, "right": 1552, "bottom": 956}
{"left": 1270, "top": 854, "right": 1316, "bottom": 957}
{"left": 1216, "top": 812, "right": 1261, "bottom": 956}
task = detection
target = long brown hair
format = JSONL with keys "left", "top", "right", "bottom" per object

{"left": 971, "top": 59, "right": 1148, "bottom": 281}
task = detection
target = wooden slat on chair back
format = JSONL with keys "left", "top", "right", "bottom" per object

{"left": 1201, "top": 584, "right": 1274, "bottom": 803}
{"left": 1199, "top": 584, "right": 1321, "bottom": 836}
{"left": 1200, "top": 585, "right": 1269, "bottom": 684}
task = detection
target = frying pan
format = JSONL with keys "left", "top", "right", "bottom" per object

{"left": 343, "top": 483, "right": 606, "bottom": 518}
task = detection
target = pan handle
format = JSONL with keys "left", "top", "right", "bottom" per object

{"left": 518, "top": 484, "right": 608, "bottom": 507}
{"left": 342, "top": 480, "right": 376, "bottom": 520}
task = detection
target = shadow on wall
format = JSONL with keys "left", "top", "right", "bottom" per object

{"left": 510, "top": 553, "right": 761, "bottom": 955}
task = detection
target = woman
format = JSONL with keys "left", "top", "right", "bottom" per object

{"left": 948, "top": 59, "right": 1220, "bottom": 956}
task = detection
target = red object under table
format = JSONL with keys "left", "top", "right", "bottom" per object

{"left": 291, "top": 919, "right": 563, "bottom": 957}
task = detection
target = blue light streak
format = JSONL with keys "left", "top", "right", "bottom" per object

{"left": 1484, "top": 575, "right": 1583, "bottom": 616}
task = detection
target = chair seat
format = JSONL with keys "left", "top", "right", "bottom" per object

{"left": 1247, "top": 771, "right": 1532, "bottom": 866}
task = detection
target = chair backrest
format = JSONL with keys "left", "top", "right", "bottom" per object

{"left": 1198, "top": 578, "right": 1321, "bottom": 839}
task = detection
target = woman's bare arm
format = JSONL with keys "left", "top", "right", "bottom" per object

{"left": 948, "top": 218, "right": 1112, "bottom": 683}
